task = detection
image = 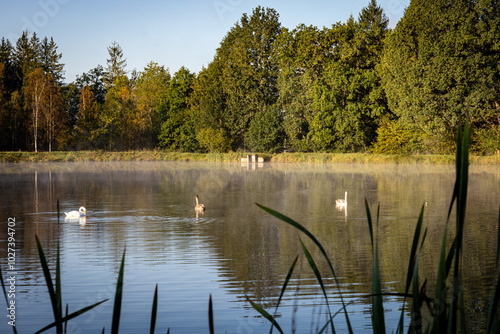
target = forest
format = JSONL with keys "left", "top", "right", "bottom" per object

{"left": 0, "top": 0, "right": 499, "bottom": 155}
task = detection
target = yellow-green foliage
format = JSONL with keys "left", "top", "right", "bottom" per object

{"left": 196, "top": 128, "right": 231, "bottom": 153}
{"left": 472, "top": 125, "right": 500, "bottom": 155}
{"left": 372, "top": 120, "right": 425, "bottom": 155}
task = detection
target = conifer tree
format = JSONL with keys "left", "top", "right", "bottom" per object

{"left": 41, "top": 37, "right": 64, "bottom": 84}
{"left": 105, "top": 41, "right": 127, "bottom": 88}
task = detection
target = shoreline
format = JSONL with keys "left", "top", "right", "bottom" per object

{"left": 1, "top": 151, "right": 500, "bottom": 164}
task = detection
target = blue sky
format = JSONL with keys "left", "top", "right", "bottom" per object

{"left": 1, "top": 0, "right": 410, "bottom": 83}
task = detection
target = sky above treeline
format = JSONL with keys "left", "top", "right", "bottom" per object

{"left": 1, "top": 0, "right": 410, "bottom": 82}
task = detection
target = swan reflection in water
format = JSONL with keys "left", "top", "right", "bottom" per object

{"left": 336, "top": 192, "right": 347, "bottom": 222}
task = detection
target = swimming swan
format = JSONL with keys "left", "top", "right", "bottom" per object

{"left": 195, "top": 195, "right": 206, "bottom": 212}
{"left": 65, "top": 207, "right": 87, "bottom": 219}
{"left": 335, "top": 192, "right": 347, "bottom": 208}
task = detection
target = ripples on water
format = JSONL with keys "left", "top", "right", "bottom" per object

{"left": 0, "top": 162, "right": 499, "bottom": 333}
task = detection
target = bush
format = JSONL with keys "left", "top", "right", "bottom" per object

{"left": 472, "top": 125, "right": 500, "bottom": 155}
{"left": 372, "top": 119, "right": 425, "bottom": 154}
{"left": 196, "top": 128, "right": 231, "bottom": 153}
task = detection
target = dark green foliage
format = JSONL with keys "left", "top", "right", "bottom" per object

{"left": 382, "top": 0, "right": 500, "bottom": 151}
{"left": 275, "top": 25, "right": 324, "bottom": 152}
{"left": 215, "top": 6, "right": 282, "bottom": 150}
{"left": 244, "top": 106, "right": 284, "bottom": 152}
{"left": 158, "top": 67, "right": 199, "bottom": 151}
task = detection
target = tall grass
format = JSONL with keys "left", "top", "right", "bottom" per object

{"left": 1, "top": 149, "right": 500, "bottom": 164}
{"left": 1, "top": 121, "right": 499, "bottom": 332}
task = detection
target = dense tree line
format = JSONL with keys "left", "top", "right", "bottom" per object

{"left": 0, "top": 0, "right": 499, "bottom": 154}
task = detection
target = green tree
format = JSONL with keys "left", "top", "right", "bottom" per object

{"left": 75, "top": 85, "right": 102, "bottom": 149}
{"left": 135, "top": 62, "right": 170, "bottom": 146}
{"left": 0, "top": 37, "right": 17, "bottom": 96}
{"left": 24, "top": 68, "right": 46, "bottom": 152}
{"left": 190, "top": 60, "right": 230, "bottom": 152}
{"left": 41, "top": 36, "right": 64, "bottom": 84}
{"left": 158, "top": 67, "right": 197, "bottom": 151}
{"left": 358, "top": 0, "right": 389, "bottom": 31}
{"left": 105, "top": 41, "right": 127, "bottom": 88}
{"left": 245, "top": 106, "right": 284, "bottom": 152}
{"left": 275, "top": 25, "right": 326, "bottom": 151}
{"left": 76, "top": 65, "right": 107, "bottom": 105}
{"left": 102, "top": 75, "right": 136, "bottom": 149}
{"left": 310, "top": 13, "right": 388, "bottom": 152}
{"left": 14, "top": 31, "right": 41, "bottom": 86}
{"left": 216, "top": 6, "right": 281, "bottom": 149}
{"left": 42, "top": 72, "right": 65, "bottom": 151}
{"left": 0, "top": 63, "right": 8, "bottom": 149}
{"left": 381, "top": 0, "right": 500, "bottom": 152}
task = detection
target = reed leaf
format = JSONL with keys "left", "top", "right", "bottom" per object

{"left": 111, "top": 248, "right": 126, "bottom": 334}
{"left": 35, "top": 235, "right": 63, "bottom": 333}
{"left": 57, "top": 199, "right": 60, "bottom": 225}
{"left": 397, "top": 203, "right": 426, "bottom": 333}
{"left": 450, "top": 121, "right": 471, "bottom": 333}
{"left": 256, "top": 203, "right": 353, "bottom": 333}
{"left": 365, "top": 202, "right": 385, "bottom": 334}
{"left": 35, "top": 299, "right": 108, "bottom": 334}
{"left": 404, "top": 204, "right": 426, "bottom": 296}
{"left": 64, "top": 304, "right": 68, "bottom": 334}
{"left": 56, "top": 242, "right": 62, "bottom": 333}
{"left": 365, "top": 199, "right": 374, "bottom": 251}
{"left": 432, "top": 219, "right": 449, "bottom": 333}
{"left": 246, "top": 296, "right": 284, "bottom": 334}
{"left": 299, "top": 238, "right": 335, "bottom": 334}
{"left": 209, "top": 294, "right": 214, "bottom": 334}
{"left": 270, "top": 255, "right": 298, "bottom": 334}
{"left": 150, "top": 284, "right": 158, "bottom": 334}
{"left": 409, "top": 257, "right": 422, "bottom": 334}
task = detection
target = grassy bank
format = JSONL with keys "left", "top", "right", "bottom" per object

{"left": 1, "top": 150, "right": 500, "bottom": 164}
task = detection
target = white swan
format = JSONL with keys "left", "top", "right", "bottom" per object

{"left": 65, "top": 207, "right": 87, "bottom": 219}
{"left": 335, "top": 192, "right": 347, "bottom": 209}
{"left": 195, "top": 195, "right": 206, "bottom": 212}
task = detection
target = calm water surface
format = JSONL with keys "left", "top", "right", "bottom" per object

{"left": 0, "top": 161, "right": 499, "bottom": 333}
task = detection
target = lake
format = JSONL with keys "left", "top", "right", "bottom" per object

{"left": 0, "top": 161, "right": 499, "bottom": 333}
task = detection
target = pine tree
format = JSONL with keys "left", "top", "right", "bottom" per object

{"left": 41, "top": 37, "right": 65, "bottom": 84}
{"left": 0, "top": 38, "right": 16, "bottom": 94}
{"left": 358, "top": 0, "right": 389, "bottom": 31}
{"left": 14, "top": 32, "right": 42, "bottom": 83}
{"left": 105, "top": 41, "right": 127, "bottom": 88}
